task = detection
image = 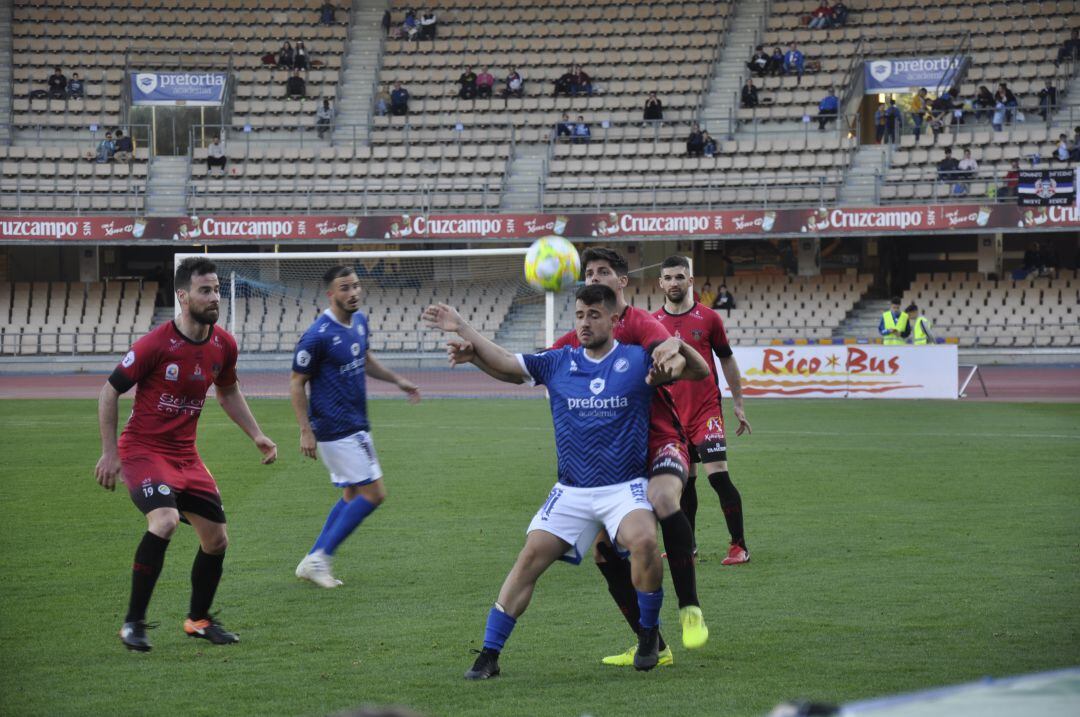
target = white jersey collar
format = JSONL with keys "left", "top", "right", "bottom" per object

{"left": 582, "top": 340, "right": 620, "bottom": 364}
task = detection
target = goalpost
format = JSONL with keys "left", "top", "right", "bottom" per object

{"left": 174, "top": 249, "right": 558, "bottom": 398}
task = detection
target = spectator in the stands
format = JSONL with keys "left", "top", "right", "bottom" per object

{"left": 973, "top": 85, "right": 995, "bottom": 122}
{"left": 928, "top": 90, "right": 953, "bottom": 138}
{"left": 991, "top": 100, "right": 1006, "bottom": 132}
{"left": 67, "top": 72, "right": 84, "bottom": 100}
{"left": 95, "top": 131, "right": 115, "bottom": 163}
{"left": 740, "top": 79, "right": 759, "bottom": 109}
{"left": 996, "top": 83, "right": 1018, "bottom": 123}
{"left": 884, "top": 99, "right": 901, "bottom": 144}
{"left": 570, "top": 65, "right": 592, "bottom": 96}
{"left": 285, "top": 69, "right": 306, "bottom": 99}
{"left": 808, "top": 0, "right": 834, "bottom": 30}
{"left": 572, "top": 115, "right": 591, "bottom": 144}
{"left": 1038, "top": 80, "right": 1058, "bottom": 120}
{"left": 381, "top": 9, "right": 392, "bottom": 36}
{"left": 375, "top": 83, "right": 390, "bottom": 115}
{"left": 476, "top": 69, "right": 494, "bottom": 99}
{"left": 698, "top": 282, "right": 716, "bottom": 309}
{"left": 277, "top": 41, "right": 294, "bottom": 69}
{"left": 1070, "top": 127, "right": 1080, "bottom": 160}
{"left": 817, "top": 88, "right": 838, "bottom": 130}
{"left": 113, "top": 129, "right": 133, "bottom": 162}
{"left": 206, "top": 136, "right": 226, "bottom": 175}
{"left": 47, "top": 67, "right": 68, "bottom": 99}
{"left": 321, "top": 2, "right": 337, "bottom": 25}
{"left": 937, "top": 147, "right": 960, "bottom": 180}
{"left": 712, "top": 284, "right": 735, "bottom": 311}
{"left": 832, "top": 1, "right": 849, "bottom": 26}
{"left": 644, "top": 92, "right": 664, "bottom": 121}
{"left": 747, "top": 45, "right": 770, "bottom": 76}
{"left": 555, "top": 113, "right": 573, "bottom": 139}
{"left": 553, "top": 69, "right": 573, "bottom": 97}
{"left": 998, "top": 159, "right": 1020, "bottom": 199}
{"left": 767, "top": 46, "right": 784, "bottom": 76}
{"left": 702, "top": 131, "right": 717, "bottom": 158}
{"left": 956, "top": 148, "right": 978, "bottom": 180}
{"left": 503, "top": 69, "right": 523, "bottom": 98}
{"left": 1023, "top": 242, "right": 1042, "bottom": 272}
{"left": 1055, "top": 28, "right": 1080, "bottom": 66}
{"left": 316, "top": 99, "right": 334, "bottom": 139}
{"left": 458, "top": 67, "right": 477, "bottom": 99}
{"left": 294, "top": 41, "right": 308, "bottom": 71}
{"left": 1055, "top": 133, "right": 1070, "bottom": 163}
{"left": 874, "top": 103, "right": 887, "bottom": 143}
{"left": 390, "top": 81, "right": 409, "bottom": 115}
{"left": 402, "top": 9, "right": 418, "bottom": 40}
{"left": 686, "top": 122, "right": 704, "bottom": 157}
{"left": 910, "top": 88, "right": 928, "bottom": 141}
{"left": 784, "top": 43, "right": 805, "bottom": 83}
{"left": 419, "top": 10, "right": 437, "bottom": 40}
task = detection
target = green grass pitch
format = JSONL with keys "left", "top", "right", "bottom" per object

{"left": 1, "top": 398, "right": 1078, "bottom": 717}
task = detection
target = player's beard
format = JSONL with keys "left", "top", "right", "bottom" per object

{"left": 334, "top": 296, "right": 359, "bottom": 316}
{"left": 666, "top": 287, "right": 686, "bottom": 304}
{"left": 190, "top": 304, "right": 219, "bottom": 325}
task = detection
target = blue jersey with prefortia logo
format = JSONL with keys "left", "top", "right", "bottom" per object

{"left": 518, "top": 341, "right": 654, "bottom": 488}
{"left": 293, "top": 309, "right": 370, "bottom": 442}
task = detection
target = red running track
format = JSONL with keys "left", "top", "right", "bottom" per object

{"left": 0, "top": 365, "right": 1077, "bottom": 401}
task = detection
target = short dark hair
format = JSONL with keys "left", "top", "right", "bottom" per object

{"left": 906, "top": 303, "right": 918, "bottom": 312}
{"left": 323, "top": 264, "right": 357, "bottom": 287}
{"left": 890, "top": 296, "right": 902, "bottom": 304}
{"left": 660, "top": 255, "right": 691, "bottom": 272}
{"left": 580, "top": 247, "right": 629, "bottom": 276}
{"left": 575, "top": 284, "right": 618, "bottom": 312}
{"left": 175, "top": 257, "right": 217, "bottom": 291}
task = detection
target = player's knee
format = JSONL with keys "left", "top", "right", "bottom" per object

{"left": 647, "top": 482, "right": 681, "bottom": 518}
{"left": 627, "top": 530, "right": 658, "bottom": 558}
{"left": 203, "top": 530, "right": 229, "bottom": 555}
{"left": 147, "top": 509, "right": 180, "bottom": 538}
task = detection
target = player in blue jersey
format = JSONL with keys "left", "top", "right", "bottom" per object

{"left": 289, "top": 265, "right": 420, "bottom": 588}
{"left": 423, "top": 284, "right": 710, "bottom": 679}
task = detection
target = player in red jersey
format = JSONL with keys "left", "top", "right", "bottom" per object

{"left": 94, "top": 257, "right": 278, "bottom": 652}
{"left": 655, "top": 255, "right": 752, "bottom": 566}
{"left": 446, "top": 247, "right": 711, "bottom": 663}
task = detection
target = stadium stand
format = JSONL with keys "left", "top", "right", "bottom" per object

{"left": 901, "top": 270, "right": 1079, "bottom": 348}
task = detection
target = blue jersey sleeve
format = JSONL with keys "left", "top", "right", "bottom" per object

{"left": 518, "top": 349, "right": 563, "bottom": 386}
{"left": 292, "top": 328, "right": 323, "bottom": 374}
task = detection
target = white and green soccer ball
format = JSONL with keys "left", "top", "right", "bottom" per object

{"left": 524, "top": 236, "right": 581, "bottom": 292}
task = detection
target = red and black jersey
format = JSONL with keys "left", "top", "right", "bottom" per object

{"left": 109, "top": 321, "right": 238, "bottom": 455}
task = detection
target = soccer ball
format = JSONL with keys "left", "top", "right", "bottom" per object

{"left": 524, "top": 236, "right": 580, "bottom": 292}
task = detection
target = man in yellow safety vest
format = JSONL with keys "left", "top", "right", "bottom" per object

{"left": 906, "top": 304, "right": 934, "bottom": 345}
{"left": 879, "top": 296, "right": 908, "bottom": 345}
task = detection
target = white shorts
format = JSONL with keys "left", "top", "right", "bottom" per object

{"left": 317, "top": 430, "right": 383, "bottom": 487}
{"left": 526, "top": 478, "right": 653, "bottom": 565}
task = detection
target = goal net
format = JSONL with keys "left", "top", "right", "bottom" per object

{"left": 174, "top": 249, "right": 559, "bottom": 399}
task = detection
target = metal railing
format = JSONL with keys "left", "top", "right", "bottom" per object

{"left": 1, "top": 187, "right": 146, "bottom": 215}
{"left": 0, "top": 124, "right": 154, "bottom": 157}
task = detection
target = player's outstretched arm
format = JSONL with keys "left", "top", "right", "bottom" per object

{"left": 365, "top": 351, "right": 421, "bottom": 403}
{"left": 289, "top": 371, "right": 318, "bottom": 460}
{"left": 447, "top": 339, "right": 525, "bottom": 384}
{"left": 422, "top": 303, "right": 530, "bottom": 383}
{"left": 649, "top": 337, "right": 710, "bottom": 384}
{"left": 718, "top": 355, "right": 752, "bottom": 436}
{"left": 215, "top": 382, "right": 278, "bottom": 463}
{"left": 94, "top": 382, "right": 123, "bottom": 491}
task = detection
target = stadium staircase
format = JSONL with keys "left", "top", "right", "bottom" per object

{"left": 833, "top": 298, "right": 891, "bottom": 342}
{"left": 502, "top": 145, "right": 547, "bottom": 212}
{"left": 0, "top": 0, "right": 11, "bottom": 146}
{"left": 838, "top": 144, "right": 888, "bottom": 205}
{"left": 699, "top": 0, "right": 769, "bottom": 137}
{"left": 494, "top": 294, "right": 545, "bottom": 354}
{"left": 145, "top": 156, "right": 190, "bottom": 216}
{"left": 152, "top": 306, "right": 173, "bottom": 328}
{"left": 331, "top": 0, "right": 389, "bottom": 145}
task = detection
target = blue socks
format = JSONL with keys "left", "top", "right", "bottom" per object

{"left": 637, "top": 589, "right": 664, "bottom": 629}
{"left": 316, "top": 495, "right": 377, "bottom": 556}
{"left": 482, "top": 605, "right": 517, "bottom": 652}
{"left": 310, "top": 499, "right": 348, "bottom": 554}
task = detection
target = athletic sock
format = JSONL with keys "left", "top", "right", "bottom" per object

{"left": 126, "top": 531, "right": 170, "bottom": 623}
{"left": 659, "top": 511, "right": 699, "bottom": 609}
{"left": 310, "top": 498, "right": 348, "bottom": 554}
{"left": 681, "top": 472, "right": 699, "bottom": 539}
{"left": 636, "top": 589, "right": 664, "bottom": 630}
{"left": 189, "top": 549, "right": 225, "bottom": 621}
{"left": 708, "top": 471, "right": 745, "bottom": 548}
{"left": 595, "top": 551, "right": 666, "bottom": 650}
{"left": 482, "top": 604, "right": 517, "bottom": 652}
{"left": 322, "top": 495, "right": 377, "bottom": 556}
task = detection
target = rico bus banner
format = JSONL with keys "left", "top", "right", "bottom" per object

{"left": 718, "top": 345, "right": 959, "bottom": 399}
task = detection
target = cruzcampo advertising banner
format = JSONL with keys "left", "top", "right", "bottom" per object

{"left": 130, "top": 72, "right": 227, "bottom": 106}
{"left": 864, "top": 56, "right": 964, "bottom": 93}
{"left": 719, "top": 345, "right": 959, "bottom": 399}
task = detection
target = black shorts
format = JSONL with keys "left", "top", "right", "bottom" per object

{"left": 648, "top": 441, "right": 690, "bottom": 485}
{"left": 688, "top": 440, "right": 727, "bottom": 466}
{"left": 129, "top": 483, "right": 227, "bottom": 524}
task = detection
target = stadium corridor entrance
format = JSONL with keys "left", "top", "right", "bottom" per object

{"left": 128, "top": 106, "right": 221, "bottom": 156}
